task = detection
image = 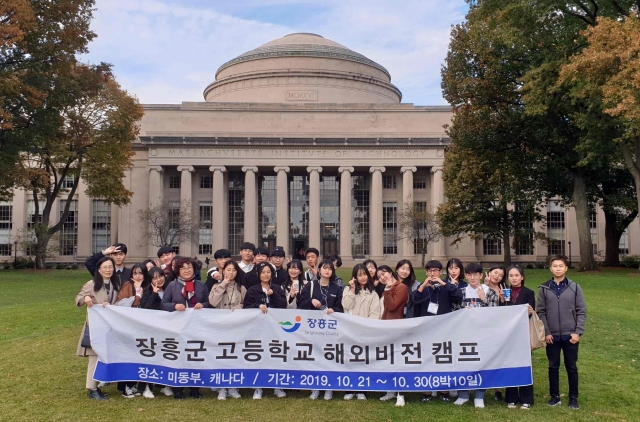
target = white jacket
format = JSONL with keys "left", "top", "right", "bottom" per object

{"left": 342, "top": 287, "right": 382, "bottom": 319}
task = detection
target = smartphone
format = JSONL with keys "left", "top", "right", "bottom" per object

{"left": 293, "top": 282, "right": 299, "bottom": 291}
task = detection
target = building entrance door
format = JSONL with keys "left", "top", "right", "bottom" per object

{"left": 293, "top": 239, "right": 307, "bottom": 260}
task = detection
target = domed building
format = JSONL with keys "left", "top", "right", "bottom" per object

{"left": 4, "top": 33, "right": 633, "bottom": 265}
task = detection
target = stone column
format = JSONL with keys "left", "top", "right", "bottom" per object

{"left": 369, "top": 166, "right": 386, "bottom": 260}
{"left": 400, "top": 167, "right": 417, "bottom": 259}
{"left": 274, "top": 166, "right": 290, "bottom": 252}
{"left": 210, "top": 166, "right": 226, "bottom": 252}
{"left": 177, "top": 166, "right": 195, "bottom": 257}
{"left": 339, "top": 167, "right": 354, "bottom": 259}
{"left": 77, "top": 184, "right": 92, "bottom": 259}
{"left": 147, "top": 166, "right": 164, "bottom": 256}
{"left": 430, "top": 166, "right": 446, "bottom": 259}
{"left": 242, "top": 166, "right": 259, "bottom": 245}
{"left": 307, "top": 167, "right": 322, "bottom": 249}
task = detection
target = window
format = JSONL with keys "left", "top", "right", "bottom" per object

{"left": 320, "top": 175, "right": 340, "bottom": 255}
{"left": 168, "top": 202, "right": 180, "bottom": 230}
{"left": 258, "top": 175, "right": 277, "bottom": 249}
{"left": 351, "top": 175, "right": 370, "bottom": 256}
{"left": 483, "top": 238, "right": 502, "bottom": 255}
{"left": 59, "top": 200, "right": 78, "bottom": 256}
{"left": 413, "top": 201, "right": 427, "bottom": 254}
{"left": 0, "top": 202, "right": 11, "bottom": 256}
{"left": 617, "top": 213, "right": 630, "bottom": 255}
{"left": 200, "top": 175, "right": 212, "bottom": 189}
{"left": 61, "top": 175, "right": 75, "bottom": 189}
{"left": 547, "top": 201, "right": 565, "bottom": 255}
{"left": 199, "top": 202, "right": 212, "bottom": 255}
{"left": 383, "top": 202, "right": 397, "bottom": 254}
{"left": 515, "top": 202, "right": 535, "bottom": 256}
{"left": 413, "top": 173, "right": 427, "bottom": 189}
{"left": 27, "top": 200, "right": 45, "bottom": 228}
{"left": 383, "top": 175, "right": 396, "bottom": 189}
{"left": 590, "top": 212, "right": 598, "bottom": 253}
{"left": 228, "top": 172, "right": 245, "bottom": 253}
{"left": 169, "top": 175, "right": 181, "bottom": 189}
{"left": 91, "top": 200, "right": 111, "bottom": 254}
{"left": 289, "top": 175, "right": 309, "bottom": 255}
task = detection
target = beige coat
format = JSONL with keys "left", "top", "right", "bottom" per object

{"left": 75, "top": 280, "right": 118, "bottom": 357}
{"left": 342, "top": 287, "right": 382, "bottom": 319}
{"left": 209, "top": 280, "right": 246, "bottom": 309}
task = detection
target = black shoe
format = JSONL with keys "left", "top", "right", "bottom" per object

{"left": 174, "top": 391, "right": 184, "bottom": 400}
{"left": 547, "top": 396, "right": 561, "bottom": 407}
{"left": 88, "top": 389, "right": 108, "bottom": 400}
{"left": 569, "top": 397, "right": 579, "bottom": 410}
{"left": 96, "top": 388, "right": 108, "bottom": 398}
{"left": 189, "top": 389, "right": 202, "bottom": 399}
{"left": 421, "top": 394, "right": 432, "bottom": 403}
{"left": 440, "top": 394, "right": 450, "bottom": 403}
{"left": 494, "top": 391, "right": 503, "bottom": 401}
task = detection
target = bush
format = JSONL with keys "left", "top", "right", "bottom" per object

{"left": 2, "top": 262, "right": 10, "bottom": 270}
{"left": 14, "top": 257, "right": 35, "bottom": 269}
{"left": 70, "top": 264, "right": 79, "bottom": 270}
{"left": 620, "top": 255, "right": 640, "bottom": 269}
{"left": 55, "top": 263, "right": 65, "bottom": 270}
{"left": 525, "top": 263, "right": 534, "bottom": 269}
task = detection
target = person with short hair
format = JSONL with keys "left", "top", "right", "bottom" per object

{"left": 242, "top": 262, "right": 287, "bottom": 400}
{"left": 194, "top": 256, "right": 203, "bottom": 281}
{"left": 238, "top": 242, "right": 256, "bottom": 273}
{"left": 161, "top": 257, "right": 209, "bottom": 400}
{"left": 75, "top": 256, "right": 121, "bottom": 400}
{"left": 205, "top": 249, "right": 232, "bottom": 292}
{"left": 537, "top": 255, "right": 586, "bottom": 410}
{"left": 304, "top": 247, "right": 320, "bottom": 283}
{"left": 156, "top": 246, "right": 176, "bottom": 281}
{"left": 242, "top": 247, "right": 271, "bottom": 290}
{"left": 377, "top": 265, "right": 409, "bottom": 407}
{"left": 327, "top": 254, "right": 344, "bottom": 288}
{"left": 85, "top": 243, "right": 131, "bottom": 284}
{"left": 270, "top": 246, "right": 288, "bottom": 286}
{"left": 454, "top": 262, "right": 498, "bottom": 409}
{"left": 298, "top": 259, "right": 344, "bottom": 401}
{"left": 484, "top": 265, "right": 506, "bottom": 307}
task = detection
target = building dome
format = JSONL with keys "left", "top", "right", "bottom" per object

{"left": 203, "top": 33, "right": 402, "bottom": 104}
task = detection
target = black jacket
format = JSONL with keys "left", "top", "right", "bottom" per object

{"left": 85, "top": 252, "right": 131, "bottom": 285}
{"left": 243, "top": 284, "right": 287, "bottom": 309}
{"left": 505, "top": 285, "right": 535, "bottom": 311}
{"left": 298, "top": 280, "right": 344, "bottom": 313}
{"left": 411, "top": 280, "right": 463, "bottom": 316}
{"left": 204, "top": 266, "right": 220, "bottom": 293}
{"left": 161, "top": 279, "right": 211, "bottom": 311}
{"left": 140, "top": 289, "right": 163, "bottom": 310}
{"left": 271, "top": 267, "right": 288, "bottom": 286}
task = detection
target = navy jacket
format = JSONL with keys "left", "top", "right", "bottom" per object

{"left": 411, "top": 280, "right": 463, "bottom": 316}
{"left": 243, "top": 284, "right": 287, "bottom": 309}
{"left": 161, "top": 279, "right": 211, "bottom": 311}
{"left": 298, "top": 280, "right": 344, "bottom": 313}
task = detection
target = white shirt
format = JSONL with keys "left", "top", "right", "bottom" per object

{"left": 238, "top": 261, "right": 254, "bottom": 273}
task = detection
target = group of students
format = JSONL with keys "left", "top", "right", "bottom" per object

{"left": 76, "top": 242, "right": 586, "bottom": 410}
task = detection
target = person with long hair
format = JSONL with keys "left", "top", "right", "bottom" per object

{"left": 504, "top": 265, "right": 536, "bottom": 409}
{"left": 282, "top": 259, "right": 304, "bottom": 309}
{"left": 161, "top": 257, "right": 209, "bottom": 400}
{"left": 75, "top": 256, "right": 121, "bottom": 400}
{"left": 377, "top": 265, "right": 409, "bottom": 407}
{"left": 364, "top": 259, "right": 384, "bottom": 298}
{"left": 243, "top": 262, "right": 287, "bottom": 399}
{"left": 342, "top": 263, "right": 381, "bottom": 400}
{"left": 395, "top": 259, "right": 418, "bottom": 318}
{"left": 298, "top": 259, "right": 344, "bottom": 400}
{"left": 484, "top": 265, "right": 506, "bottom": 306}
{"left": 209, "top": 260, "right": 246, "bottom": 400}
{"left": 444, "top": 257, "right": 467, "bottom": 400}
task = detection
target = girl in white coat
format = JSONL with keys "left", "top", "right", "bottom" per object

{"left": 341, "top": 264, "right": 381, "bottom": 400}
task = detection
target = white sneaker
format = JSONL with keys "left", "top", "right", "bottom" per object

{"left": 380, "top": 392, "right": 396, "bottom": 401}
{"left": 274, "top": 388, "right": 287, "bottom": 398}
{"left": 474, "top": 398, "right": 485, "bottom": 408}
{"left": 218, "top": 388, "right": 227, "bottom": 400}
{"left": 324, "top": 390, "right": 333, "bottom": 400}
{"left": 253, "top": 388, "right": 263, "bottom": 400}
{"left": 309, "top": 390, "right": 320, "bottom": 400}
{"left": 357, "top": 393, "right": 367, "bottom": 400}
{"left": 396, "top": 395, "right": 405, "bottom": 407}
{"left": 210, "top": 387, "right": 219, "bottom": 392}
{"left": 160, "top": 386, "right": 173, "bottom": 396}
{"left": 344, "top": 393, "right": 354, "bottom": 400}
{"left": 142, "top": 386, "right": 154, "bottom": 399}
{"left": 454, "top": 398, "right": 468, "bottom": 405}
{"left": 129, "top": 386, "right": 141, "bottom": 396}
{"left": 228, "top": 388, "right": 241, "bottom": 399}
{"left": 449, "top": 390, "right": 458, "bottom": 398}
{"left": 124, "top": 386, "right": 138, "bottom": 397}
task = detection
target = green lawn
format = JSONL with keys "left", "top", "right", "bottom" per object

{"left": 0, "top": 267, "right": 638, "bottom": 422}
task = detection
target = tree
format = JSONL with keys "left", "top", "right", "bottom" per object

{"left": 1, "top": 0, "right": 97, "bottom": 200}
{"left": 138, "top": 200, "right": 200, "bottom": 250}
{"left": 13, "top": 63, "right": 143, "bottom": 268}
{"left": 396, "top": 200, "right": 442, "bottom": 267}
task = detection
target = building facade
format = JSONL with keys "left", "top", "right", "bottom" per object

{"left": 2, "top": 33, "right": 638, "bottom": 265}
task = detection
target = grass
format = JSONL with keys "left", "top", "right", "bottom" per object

{"left": 0, "top": 267, "right": 638, "bottom": 422}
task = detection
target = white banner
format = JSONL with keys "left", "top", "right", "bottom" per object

{"left": 90, "top": 306, "right": 532, "bottom": 391}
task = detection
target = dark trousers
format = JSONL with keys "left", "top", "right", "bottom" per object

{"left": 117, "top": 381, "right": 136, "bottom": 392}
{"left": 546, "top": 338, "right": 579, "bottom": 398}
{"left": 505, "top": 384, "right": 534, "bottom": 405}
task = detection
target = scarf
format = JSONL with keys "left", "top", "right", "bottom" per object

{"left": 178, "top": 277, "right": 198, "bottom": 308}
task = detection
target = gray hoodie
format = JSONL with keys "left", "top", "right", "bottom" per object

{"left": 536, "top": 278, "right": 586, "bottom": 337}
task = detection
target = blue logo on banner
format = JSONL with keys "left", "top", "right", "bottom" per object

{"left": 279, "top": 316, "right": 302, "bottom": 332}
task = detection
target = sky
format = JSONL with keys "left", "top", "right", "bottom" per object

{"left": 83, "top": 0, "right": 469, "bottom": 106}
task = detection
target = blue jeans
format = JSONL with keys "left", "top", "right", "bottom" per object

{"left": 458, "top": 389, "right": 486, "bottom": 400}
